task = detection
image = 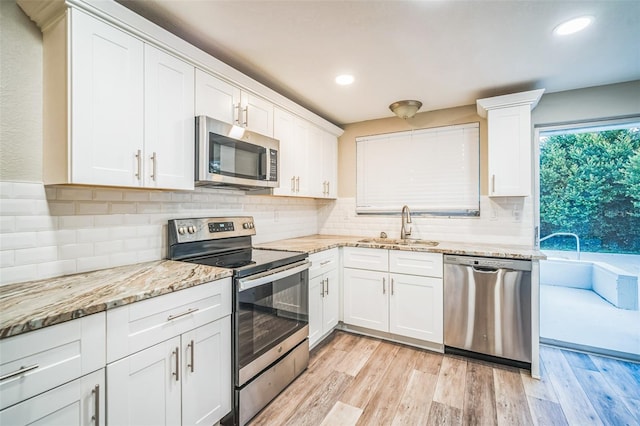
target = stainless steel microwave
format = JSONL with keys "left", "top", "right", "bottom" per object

{"left": 195, "top": 115, "right": 279, "bottom": 189}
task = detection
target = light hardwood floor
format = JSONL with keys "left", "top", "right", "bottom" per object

{"left": 249, "top": 331, "right": 640, "bottom": 425}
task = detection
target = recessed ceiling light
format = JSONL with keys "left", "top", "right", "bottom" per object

{"left": 335, "top": 74, "right": 354, "bottom": 85}
{"left": 553, "top": 16, "right": 594, "bottom": 36}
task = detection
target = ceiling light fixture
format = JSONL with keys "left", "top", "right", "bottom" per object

{"left": 553, "top": 16, "right": 594, "bottom": 36}
{"left": 335, "top": 74, "right": 354, "bottom": 85}
{"left": 389, "top": 100, "right": 423, "bottom": 119}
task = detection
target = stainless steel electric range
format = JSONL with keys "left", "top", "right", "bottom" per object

{"left": 168, "top": 217, "right": 310, "bottom": 426}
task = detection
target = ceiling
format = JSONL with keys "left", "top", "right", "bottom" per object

{"left": 118, "top": 0, "right": 640, "bottom": 126}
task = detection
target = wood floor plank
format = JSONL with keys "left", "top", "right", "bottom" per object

{"left": 590, "top": 353, "right": 640, "bottom": 400}
{"left": 284, "top": 370, "right": 353, "bottom": 426}
{"left": 493, "top": 367, "right": 534, "bottom": 426}
{"left": 319, "top": 401, "right": 363, "bottom": 426}
{"left": 561, "top": 349, "right": 599, "bottom": 371}
{"left": 339, "top": 340, "right": 399, "bottom": 409}
{"left": 571, "top": 366, "right": 638, "bottom": 426}
{"left": 391, "top": 369, "right": 438, "bottom": 425}
{"left": 540, "top": 346, "right": 603, "bottom": 425}
{"left": 427, "top": 401, "right": 463, "bottom": 426}
{"left": 463, "top": 361, "right": 497, "bottom": 426}
{"left": 623, "top": 397, "right": 640, "bottom": 422}
{"left": 334, "top": 335, "right": 380, "bottom": 377}
{"left": 527, "top": 396, "right": 569, "bottom": 426}
{"left": 520, "top": 355, "right": 559, "bottom": 403}
{"left": 329, "top": 331, "right": 360, "bottom": 352}
{"left": 413, "top": 348, "right": 443, "bottom": 375}
{"left": 355, "top": 346, "right": 418, "bottom": 425}
{"left": 433, "top": 355, "right": 467, "bottom": 410}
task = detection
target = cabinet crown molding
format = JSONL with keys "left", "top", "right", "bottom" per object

{"left": 476, "top": 89, "right": 545, "bottom": 118}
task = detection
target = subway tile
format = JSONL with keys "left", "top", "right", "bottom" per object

{"left": 94, "top": 214, "right": 125, "bottom": 227}
{"left": 0, "top": 232, "right": 38, "bottom": 250}
{"left": 0, "top": 182, "right": 15, "bottom": 199}
{"left": 58, "top": 215, "right": 94, "bottom": 229}
{"left": 149, "top": 192, "right": 172, "bottom": 202}
{"left": 15, "top": 215, "right": 57, "bottom": 232}
{"left": 124, "top": 214, "right": 150, "bottom": 225}
{"left": 37, "top": 260, "right": 77, "bottom": 280}
{"left": 77, "top": 228, "right": 110, "bottom": 243}
{"left": 123, "top": 190, "right": 150, "bottom": 202}
{"left": 0, "top": 199, "right": 36, "bottom": 216}
{"left": 48, "top": 201, "right": 76, "bottom": 216}
{"left": 109, "top": 226, "right": 133, "bottom": 240}
{"left": 37, "top": 230, "right": 77, "bottom": 246}
{"left": 58, "top": 243, "right": 94, "bottom": 260}
{"left": 0, "top": 216, "right": 15, "bottom": 233}
{"left": 57, "top": 187, "right": 93, "bottom": 200}
{"left": 76, "top": 202, "right": 109, "bottom": 215}
{"left": 137, "top": 249, "right": 161, "bottom": 263}
{"left": 0, "top": 250, "right": 15, "bottom": 268}
{"left": 109, "top": 202, "right": 137, "bottom": 214}
{"left": 136, "top": 203, "right": 162, "bottom": 214}
{"left": 94, "top": 240, "right": 124, "bottom": 256}
{"left": 77, "top": 255, "right": 110, "bottom": 273}
{"left": 93, "top": 190, "right": 123, "bottom": 201}
{"left": 0, "top": 265, "right": 38, "bottom": 285}
{"left": 110, "top": 252, "right": 135, "bottom": 268}
{"left": 11, "top": 182, "right": 47, "bottom": 200}
{"left": 45, "top": 186, "right": 57, "bottom": 200}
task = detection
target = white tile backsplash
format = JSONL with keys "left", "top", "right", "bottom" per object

{"left": 0, "top": 181, "right": 320, "bottom": 285}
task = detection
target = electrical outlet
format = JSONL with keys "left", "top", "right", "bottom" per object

{"left": 512, "top": 204, "right": 521, "bottom": 222}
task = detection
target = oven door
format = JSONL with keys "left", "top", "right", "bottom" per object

{"left": 235, "top": 260, "right": 310, "bottom": 387}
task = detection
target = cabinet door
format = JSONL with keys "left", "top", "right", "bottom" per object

{"left": 107, "top": 337, "right": 181, "bottom": 426}
{"left": 241, "top": 92, "right": 273, "bottom": 136}
{"left": 273, "top": 108, "right": 297, "bottom": 196}
{"left": 308, "top": 274, "right": 324, "bottom": 347}
{"left": 322, "top": 131, "right": 338, "bottom": 199}
{"left": 71, "top": 8, "right": 144, "bottom": 187}
{"left": 0, "top": 369, "right": 104, "bottom": 426}
{"left": 306, "top": 124, "right": 325, "bottom": 198}
{"left": 144, "top": 45, "right": 195, "bottom": 190}
{"left": 389, "top": 273, "right": 443, "bottom": 343}
{"left": 195, "top": 69, "right": 240, "bottom": 125}
{"left": 488, "top": 105, "right": 531, "bottom": 196}
{"left": 343, "top": 268, "right": 388, "bottom": 332}
{"left": 181, "top": 318, "right": 231, "bottom": 426}
{"left": 343, "top": 247, "right": 389, "bottom": 272}
{"left": 322, "top": 268, "right": 340, "bottom": 332}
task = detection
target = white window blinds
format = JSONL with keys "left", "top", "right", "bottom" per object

{"left": 356, "top": 122, "right": 480, "bottom": 215}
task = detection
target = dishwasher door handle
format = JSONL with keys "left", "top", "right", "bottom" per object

{"left": 471, "top": 266, "right": 500, "bottom": 273}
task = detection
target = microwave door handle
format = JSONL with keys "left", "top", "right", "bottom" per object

{"left": 238, "top": 260, "right": 310, "bottom": 292}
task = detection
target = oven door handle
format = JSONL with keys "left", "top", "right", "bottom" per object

{"left": 238, "top": 259, "right": 310, "bottom": 292}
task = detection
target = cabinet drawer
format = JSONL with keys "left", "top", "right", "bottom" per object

{"left": 0, "top": 313, "right": 105, "bottom": 410}
{"left": 309, "top": 248, "right": 339, "bottom": 278}
{"left": 343, "top": 247, "right": 388, "bottom": 271}
{"left": 389, "top": 251, "right": 443, "bottom": 278}
{"left": 106, "top": 278, "right": 231, "bottom": 363}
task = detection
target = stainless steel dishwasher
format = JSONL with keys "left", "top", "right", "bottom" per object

{"left": 444, "top": 254, "right": 532, "bottom": 367}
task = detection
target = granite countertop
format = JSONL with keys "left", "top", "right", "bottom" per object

{"left": 0, "top": 260, "right": 232, "bottom": 339}
{"left": 256, "top": 234, "right": 546, "bottom": 260}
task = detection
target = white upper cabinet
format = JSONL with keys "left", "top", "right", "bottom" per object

{"left": 195, "top": 69, "right": 240, "bottom": 125}
{"left": 321, "top": 131, "right": 338, "bottom": 199}
{"left": 144, "top": 45, "right": 195, "bottom": 190}
{"left": 70, "top": 8, "right": 144, "bottom": 187}
{"left": 195, "top": 69, "right": 273, "bottom": 136}
{"left": 477, "top": 89, "right": 545, "bottom": 197}
{"left": 41, "top": 8, "right": 194, "bottom": 190}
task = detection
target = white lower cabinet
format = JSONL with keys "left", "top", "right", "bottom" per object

{"left": 106, "top": 279, "right": 232, "bottom": 426}
{"left": 107, "top": 318, "right": 230, "bottom": 426}
{"left": 343, "top": 247, "right": 444, "bottom": 344}
{"left": 308, "top": 249, "right": 340, "bottom": 348}
{"left": 0, "top": 368, "right": 105, "bottom": 426}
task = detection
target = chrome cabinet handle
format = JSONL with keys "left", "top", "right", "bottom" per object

{"left": 325, "top": 277, "right": 329, "bottom": 296}
{"left": 492, "top": 174, "right": 496, "bottom": 194}
{"left": 321, "top": 279, "right": 325, "bottom": 298}
{"left": 150, "top": 152, "right": 157, "bottom": 181}
{"left": 295, "top": 176, "right": 300, "bottom": 192}
{"left": 135, "top": 149, "right": 142, "bottom": 180}
{"left": 172, "top": 347, "right": 179, "bottom": 381}
{"left": 382, "top": 277, "right": 386, "bottom": 294}
{"left": 326, "top": 181, "right": 330, "bottom": 196}
{"left": 291, "top": 176, "right": 295, "bottom": 192}
{"left": 92, "top": 384, "right": 100, "bottom": 426}
{"left": 167, "top": 307, "right": 199, "bottom": 321}
{"left": 0, "top": 364, "right": 39, "bottom": 381}
{"left": 391, "top": 278, "right": 395, "bottom": 295}
{"left": 234, "top": 103, "right": 241, "bottom": 125}
{"left": 242, "top": 106, "right": 249, "bottom": 127}
{"left": 187, "top": 339, "right": 195, "bottom": 373}
{"left": 319, "top": 260, "right": 332, "bottom": 266}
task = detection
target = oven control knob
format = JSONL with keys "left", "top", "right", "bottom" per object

{"left": 178, "top": 227, "right": 186, "bottom": 235}
{"left": 243, "top": 223, "right": 248, "bottom": 229}
{"left": 187, "top": 226, "right": 196, "bottom": 234}
{"left": 249, "top": 222, "right": 254, "bottom": 229}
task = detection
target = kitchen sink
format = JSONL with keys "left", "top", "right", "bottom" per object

{"left": 358, "top": 238, "right": 439, "bottom": 247}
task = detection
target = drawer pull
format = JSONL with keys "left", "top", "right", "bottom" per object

{"left": 172, "top": 347, "right": 179, "bottom": 381}
{"left": 92, "top": 384, "right": 100, "bottom": 426}
{"left": 325, "top": 277, "right": 329, "bottom": 296}
{"left": 382, "top": 277, "right": 386, "bottom": 295}
{"left": 167, "top": 307, "right": 199, "bottom": 321}
{"left": 0, "top": 364, "right": 39, "bottom": 381}
{"left": 319, "top": 260, "right": 332, "bottom": 266}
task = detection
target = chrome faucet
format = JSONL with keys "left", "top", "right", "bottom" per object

{"left": 400, "top": 205, "right": 412, "bottom": 240}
